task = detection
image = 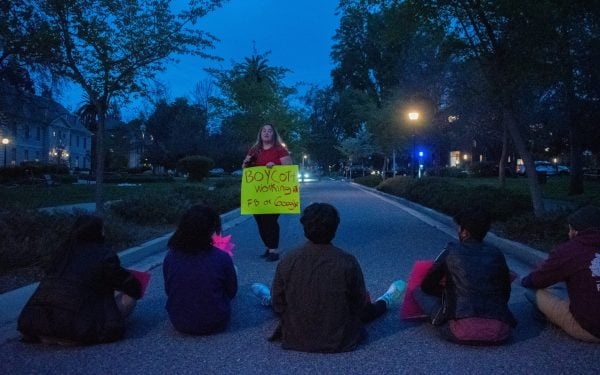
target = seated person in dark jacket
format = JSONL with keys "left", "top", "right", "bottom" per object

{"left": 414, "top": 207, "right": 516, "bottom": 345}
{"left": 163, "top": 204, "right": 238, "bottom": 335}
{"left": 251, "top": 203, "right": 406, "bottom": 353}
{"left": 18, "top": 215, "right": 142, "bottom": 345}
{"left": 521, "top": 205, "right": 600, "bottom": 343}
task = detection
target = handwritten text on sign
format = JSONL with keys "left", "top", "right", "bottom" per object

{"left": 240, "top": 165, "right": 300, "bottom": 214}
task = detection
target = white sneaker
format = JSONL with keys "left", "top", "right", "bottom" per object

{"left": 251, "top": 283, "right": 271, "bottom": 306}
{"left": 377, "top": 280, "right": 407, "bottom": 308}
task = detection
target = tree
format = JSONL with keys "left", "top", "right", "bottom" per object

{"left": 31, "top": 0, "right": 225, "bottom": 215}
{"left": 208, "top": 51, "right": 301, "bottom": 157}
{"left": 145, "top": 98, "right": 208, "bottom": 170}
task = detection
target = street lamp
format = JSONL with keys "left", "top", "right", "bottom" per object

{"left": 303, "top": 154, "right": 307, "bottom": 169}
{"left": 2, "top": 138, "right": 9, "bottom": 168}
{"left": 408, "top": 112, "right": 420, "bottom": 177}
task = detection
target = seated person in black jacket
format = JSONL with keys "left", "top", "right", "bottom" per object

{"left": 414, "top": 207, "right": 516, "bottom": 345}
{"left": 18, "top": 215, "right": 142, "bottom": 345}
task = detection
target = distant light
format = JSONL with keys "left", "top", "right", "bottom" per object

{"left": 1, "top": 138, "right": 9, "bottom": 145}
{"left": 448, "top": 115, "right": 459, "bottom": 123}
{"left": 463, "top": 154, "right": 468, "bottom": 160}
{"left": 553, "top": 158, "right": 558, "bottom": 163}
{"left": 544, "top": 147, "right": 550, "bottom": 152}
{"left": 408, "top": 112, "right": 420, "bottom": 121}
{"left": 418, "top": 151, "right": 424, "bottom": 157}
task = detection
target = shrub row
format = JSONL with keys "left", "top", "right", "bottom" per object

{"left": 377, "top": 176, "right": 531, "bottom": 221}
{"left": 0, "top": 181, "right": 241, "bottom": 285}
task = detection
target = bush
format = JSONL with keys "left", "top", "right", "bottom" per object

{"left": 469, "top": 161, "right": 498, "bottom": 177}
{"left": 177, "top": 155, "right": 214, "bottom": 182}
{"left": 0, "top": 162, "right": 70, "bottom": 183}
{"left": 427, "top": 166, "right": 468, "bottom": 178}
{"left": 377, "top": 176, "right": 530, "bottom": 221}
{"left": 496, "top": 212, "right": 570, "bottom": 251}
{"left": 353, "top": 174, "right": 383, "bottom": 188}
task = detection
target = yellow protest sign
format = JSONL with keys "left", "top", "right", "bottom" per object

{"left": 240, "top": 165, "right": 301, "bottom": 214}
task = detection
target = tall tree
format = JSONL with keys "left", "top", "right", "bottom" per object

{"left": 208, "top": 51, "right": 300, "bottom": 156}
{"left": 31, "top": 0, "right": 225, "bottom": 215}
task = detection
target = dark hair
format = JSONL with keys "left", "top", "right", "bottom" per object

{"left": 49, "top": 214, "right": 105, "bottom": 273}
{"left": 300, "top": 203, "right": 340, "bottom": 244}
{"left": 453, "top": 206, "right": 491, "bottom": 241}
{"left": 567, "top": 205, "right": 600, "bottom": 231}
{"left": 168, "top": 204, "right": 221, "bottom": 253}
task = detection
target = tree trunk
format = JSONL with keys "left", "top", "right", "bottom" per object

{"left": 95, "top": 110, "right": 106, "bottom": 216}
{"left": 502, "top": 106, "right": 545, "bottom": 216}
{"left": 498, "top": 122, "right": 508, "bottom": 188}
{"left": 568, "top": 121, "right": 584, "bottom": 195}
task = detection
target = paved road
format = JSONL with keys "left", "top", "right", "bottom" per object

{"left": 1, "top": 180, "right": 598, "bottom": 374}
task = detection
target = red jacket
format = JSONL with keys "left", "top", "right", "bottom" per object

{"left": 522, "top": 229, "right": 600, "bottom": 338}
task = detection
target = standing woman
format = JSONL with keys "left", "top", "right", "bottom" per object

{"left": 242, "top": 123, "right": 293, "bottom": 262}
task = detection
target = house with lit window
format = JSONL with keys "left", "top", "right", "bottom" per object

{"left": 0, "top": 84, "right": 91, "bottom": 169}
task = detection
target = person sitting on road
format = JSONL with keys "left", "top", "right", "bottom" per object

{"left": 414, "top": 206, "right": 517, "bottom": 345}
{"left": 251, "top": 202, "right": 406, "bottom": 353}
{"left": 18, "top": 215, "right": 142, "bottom": 345}
{"left": 163, "top": 204, "right": 238, "bottom": 335}
{"left": 521, "top": 205, "right": 600, "bottom": 343}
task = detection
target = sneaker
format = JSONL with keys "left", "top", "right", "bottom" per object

{"left": 265, "top": 252, "right": 280, "bottom": 262}
{"left": 377, "top": 280, "right": 407, "bottom": 308}
{"left": 251, "top": 283, "right": 271, "bottom": 306}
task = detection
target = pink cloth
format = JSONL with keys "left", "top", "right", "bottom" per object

{"left": 400, "top": 260, "right": 434, "bottom": 320}
{"left": 449, "top": 317, "right": 511, "bottom": 342}
{"left": 212, "top": 233, "right": 235, "bottom": 257}
{"left": 128, "top": 270, "right": 151, "bottom": 298}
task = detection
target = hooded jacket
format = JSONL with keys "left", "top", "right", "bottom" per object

{"left": 522, "top": 229, "right": 600, "bottom": 338}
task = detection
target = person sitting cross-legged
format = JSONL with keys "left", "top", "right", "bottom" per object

{"left": 521, "top": 205, "right": 600, "bottom": 343}
{"left": 413, "top": 206, "right": 517, "bottom": 345}
{"left": 251, "top": 202, "right": 405, "bottom": 353}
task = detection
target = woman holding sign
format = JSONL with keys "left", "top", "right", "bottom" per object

{"left": 242, "top": 124, "right": 293, "bottom": 262}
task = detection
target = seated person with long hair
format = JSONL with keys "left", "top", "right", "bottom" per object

{"left": 18, "top": 215, "right": 142, "bottom": 345}
{"left": 163, "top": 204, "right": 238, "bottom": 335}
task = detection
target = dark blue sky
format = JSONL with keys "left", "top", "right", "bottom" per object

{"left": 59, "top": 0, "right": 340, "bottom": 120}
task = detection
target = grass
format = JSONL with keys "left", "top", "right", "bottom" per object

{"left": 449, "top": 175, "right": 600, "bottom": 205}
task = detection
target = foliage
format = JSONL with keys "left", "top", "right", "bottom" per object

{"left": 353, "top": 174, "right": 382, "bottom": 187}
{"left": 19, "top": 0, "right": 225, "bottom": 214}
{"left": 495, "top": 212, "right": 571, "bottom": 252}
{"left": 145, "top": 98, "right": 208, "bottom": 169}
{"left": 177, "top": 155, "right": 214, "bottom": 182}
{"left": 207, "top": 51, "right": 303, "bottom": 158}
{"left": 376, "top": 176, "right": 531, "bottom": 221}
{"left": 1, "top": 179, "right": 241, "bottom": 290}
{"left": 0, "top": 163, "right": 70, "bottom": 183}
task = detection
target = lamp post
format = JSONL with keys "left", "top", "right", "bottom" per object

{"left": 408, "top": 111, "right": 420, "bottom": 178}
{"left": 303, "top": 154, "right": 307, "bottom": 169}
{"left": 2, "top": 138, "right": 9, "bottom": 168}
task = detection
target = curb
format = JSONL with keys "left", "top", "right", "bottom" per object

{"left": 350, "top": 182, "right": 548, "bottom": 268}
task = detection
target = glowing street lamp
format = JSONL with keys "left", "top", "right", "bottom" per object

{"left": 2, "top": 138, "right": 9, "bottom": 168}
{"left": 408, "top": 112, "right": 420, "bottom": 177}
{"left": 303, "top": 154, "right": 307, "bottom": 169}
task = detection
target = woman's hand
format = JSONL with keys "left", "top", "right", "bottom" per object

{"left": 242, "top": 155, "right": 252, "bottom": 168}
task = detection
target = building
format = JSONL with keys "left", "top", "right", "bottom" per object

{"left": 0, "top": 84, "right": 91, "bottom": 169}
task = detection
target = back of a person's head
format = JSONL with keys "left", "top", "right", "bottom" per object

{"left": 70, "top": 214, "right": 104, "bottom": 244}
{"left": 453, "top": 206, "right": 491, "bottom": 241}
{"left": 168, "top": 204, "right": 221, "bottom": 253}
{"left": 49, "top": 214, "right": 104, "bottom": 273}
{"left": 300, "top": 203, "right": 340, "bottom": 244}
